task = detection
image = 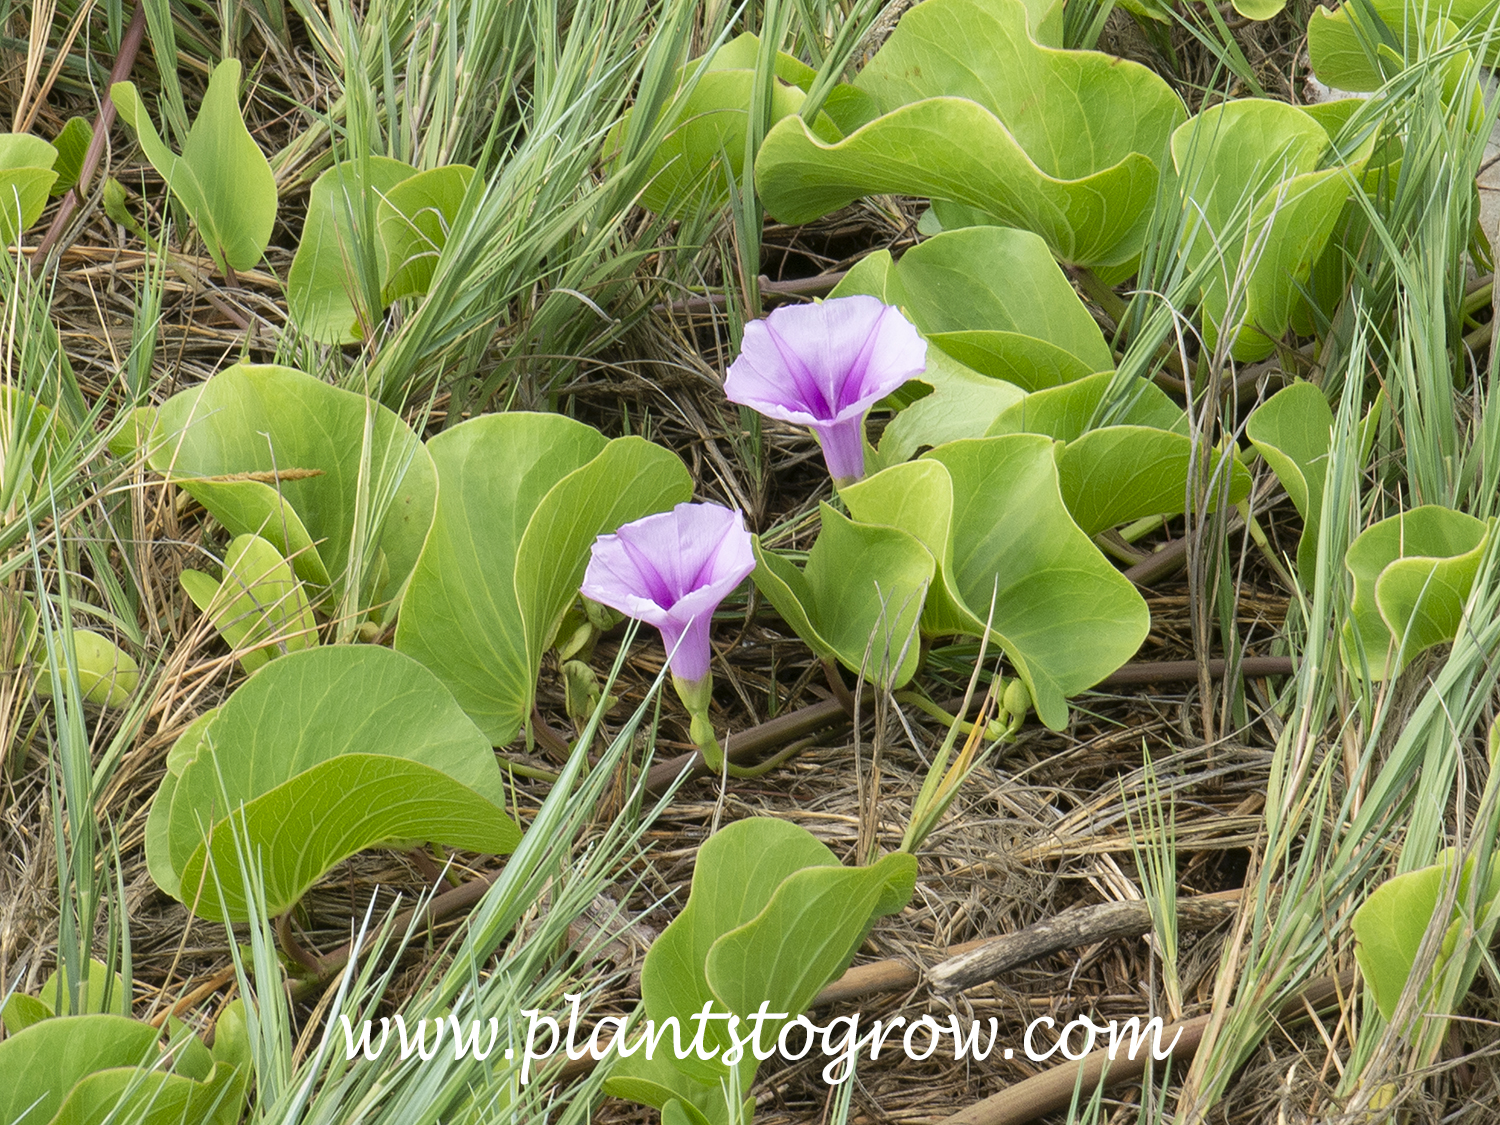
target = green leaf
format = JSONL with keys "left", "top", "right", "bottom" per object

{"left": 605, "top": 1073, "right": 723, "bottom": 1125}
{"left": 513, "top": 436, "right": 694, "bottom": 702}
{"left": 614, "top": 818, "right": 914, "bottom": 1104}
{"left": 395, "top": 413, "right": 691, "bottom": 745}
{"left": 180, "top": 534, "right": 317, "bottom": 674}
{"left": 110, "top": 59, "right": 277, "bottom": 273}
{"left": 843, "top": 436, "right": 1149, "bottom": 727}
{"left": 0, "top": 1016, "right": 161, "bottom": 1124}
{"left": 607, "top": 36, "right": 820, "bottom": 218}
{"left": 897, "top": 227, "right": 1115, "bottom": 383}
{"left": 1354, "top": 850, "right": 1500, "bottom": 1022}
{"left": 150, "top": 646, "right": 520, "bottom": 921}
{"left": 831, "top": 227, "right": 1113, "bottom": 390}
{"left": 34, "top": 629, "right": 140, "bottom": 708}
{"left": 870, "top": 347, "right": 1025, "bottom": 468}
{"left": 1307, "top": 2, "right": 1477, "bottom": 93}
{"left": 1172, "top": 99, "right": 1365, "bottom": 361}
{"left": 49, "top": 116, "right": 91, "bottom": 195}
{"left": 144, "top": 363, "right": 436, "bottom": 609}
{"left": 755, "top": 0, "right": 1185, "bottom": 266}
{"left": 1, "top": 993, "right": 49, "bottom": 1034}
{"left": 0, "top": 132, "right": 59, "bottom": 239}
{"left": 1245, "top": 380, "right": 1333, "bottom": 587}
{"left": 177, "top": 752, "right": 522, "bottom": 921}
{"left": 1343, "top": 506, "right": 1492, "bottom": 681}
{"left": 987, "top": 370, "right": 1187, "bottom": 440}
{"left": 50, "top": 1060, "right": 245, "bottom": 1125}
{"left": 0, "top": 957, "right": 126, "bottom": 1034}
{"left": 1057, "top": 427, "right": 1250, "bottom": 537}
{"left": 0, "top": 1014, "right": 244, "bottom": 1125}
{"left": 827, "top": 249, "right": 905, "bottom": 305}
{"left": 1, "top": 385, "right": 60, "bottom": 507}
{"left": 378, "top": 164, "right": 476, "bottom": 302}
{"left": 287, "top": 157, "right": 414, "bottom": 344}
{"left": 705, "top": 848, "right": 917, "bottom": 1048}
{"left": 37, "top": 960, "right": 130, "bottom": 1019}
{"left": 1231, "top": 0, "right": 1285, "bottom": 17}
{"left": 752, "top": 503, "right": 934, "bottom": 688}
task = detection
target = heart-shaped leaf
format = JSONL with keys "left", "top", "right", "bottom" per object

{"left": 868, "top": 347, "right": 1025, "bottom": 469}
{"left": 180, "top": 534, "right": 317, "bottom": 674}
{"left": 987, "top": 370, "right": 1187, "bottom": 439}
{"left": 752, "top": 502, "right": 934, "bottom": 688}
{"left": 705, "top": 848, "right": 916, "bottom": 1044}
{"left": 831, "top": 226, "right": 1114, "bottom": 389}
{"left": 1172, "top": 99, "right": 1366, "bottom": 361}
{"left": 287, "top": 156, "right": 414, "bottom": 344}
{"left": 1056, "top": 426, "right": 1251, "bottom": 537}
{"left": 755, "top": 0, "right": 1186, "bottom": 266}
{"left": 141, "top": 363, "right": 436, "bottom": 612}
{"left": 147, "top": 645, "right": 520, "bottom": 920}
{"left": 1343, "top": 506, "right": 1492, "bottom": 680}
{"left": 843, "top": 436, "right": 1149, "bottom": 727}
{"left": 394, "top": 413, "right": 691, "bottom": 745}
{"left": 1232, "top": 0, "right": 1286, "bottom": 17}
{"left": 606, "top": 818, "right": 914, "bottom": 1114}
{"left": 1354, "top": 849, "right": 1500, "bottom": 1022}
{"left": 2, "top": 959, "right": 128, "bottom": 1035}
{"left": 0, "top": 132, "right": 59, "bottom": 240}
{"left": 34, "top": 629, "right": 140, "bottom": 708}
{"left": 49, "top": 116, "right": 91, "bottom": 195}
{"left": 605, "top": 33, "right": 836, "bottom": 218}
{"left": 1308, "top": 1, "right": 1479, "bottom": 93}
{"left": 111, "top": 59, "right": 276, "bottom": 273}
{"left": 1246, "top": 380, "right": 1334, "bottom": 586}
{"left": 0, "top": 1013, "right": 246, "bottom": 1125}
{"left": 377, "top": 164, "right": 475, "bottom": 301}
{"left": 982, "top": 372, "right": 1244, "bottom": 535}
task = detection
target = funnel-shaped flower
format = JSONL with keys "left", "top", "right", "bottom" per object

{"left": 724, "top": 295, "right": 926, "bottom": 485}
{"left": 581, "top": 502, "right": 755, "bottom": 684}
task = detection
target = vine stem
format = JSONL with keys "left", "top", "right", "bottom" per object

{"left": 276, "top": 911, "right": 326, "bottom": 976}
{"left": 34, "top": 2, "right": 148, "bottom": 262}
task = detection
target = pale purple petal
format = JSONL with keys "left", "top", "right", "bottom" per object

{"left": 724, "top": 295, "right": 926, "bottom": 483}
{"left": 725, "top": 296, "right": 926, "bottom": 424}
{"left": 811, "top": 418, "right": 867, "bottom": 484}
{"left": 580, "top": 502, "right": 756, "bottom": 682}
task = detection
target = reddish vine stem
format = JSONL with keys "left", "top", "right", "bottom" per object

{"left": 531, "top": 706, "right": 574, "bottom": 762}
{"left": 276, "top": 911, "right": 325, "bottom": 976}
{"left": 34, "top": 2, "right": 147, "bottom": 261}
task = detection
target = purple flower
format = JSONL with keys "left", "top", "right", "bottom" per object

{"left": 724, "top": 295, "right": 927, "bottom": 484}
{"left": 581, "top": 502, "right": 755, "bottom": 684}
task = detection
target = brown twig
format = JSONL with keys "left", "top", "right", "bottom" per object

{"left": 34, "top": 1, "right": 147, "bottom": 261}
{"left": 1097, "top": 656, "right": 1292, "bottom": 687}
{"left": 935, "top": 970, "right": 1356, "bottom": 1125}
{"left": 1122, "top": 535, "right": 1190, "bottom": 587}
{"left": 1124, "top": 507, "right": 1245, "bottom": 588}
{"left": 146, "top": 965, "right": 238, "bottom": 1028}
{"left": 926, "top": 890, "right": 1242, "bottom": 994}
{"left": 288, "top": 865, "right": 505, "bottom": 1000}
{"left": 659, "top": 270, "right": 848, "bottom": 315}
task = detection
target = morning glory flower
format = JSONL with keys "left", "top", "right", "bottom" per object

{"left": 724, "top": 295, "right": 927, "bottom": 485}
{"left": 581, "top": 501, "right": 755, "bottom": 685}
